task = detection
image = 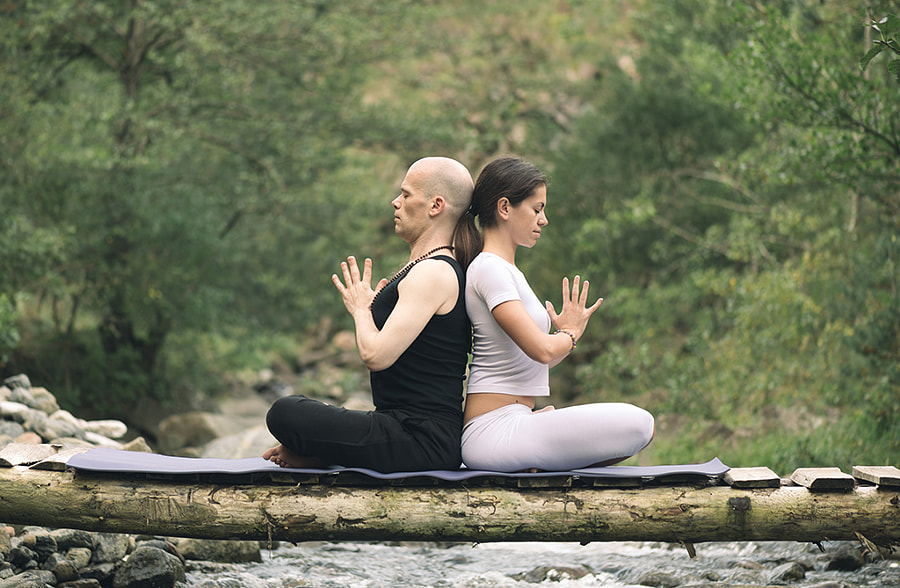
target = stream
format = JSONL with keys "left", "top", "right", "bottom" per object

{"left": 184, "top": 540, "right": 900, "bottom": 587}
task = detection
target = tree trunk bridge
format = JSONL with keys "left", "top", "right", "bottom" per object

{"left": 0, "top": 445, "right": 897, "bottom": 549}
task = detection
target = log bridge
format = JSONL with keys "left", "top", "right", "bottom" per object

{"left": 0, "top": 445, "right": 897, "bottom": 551}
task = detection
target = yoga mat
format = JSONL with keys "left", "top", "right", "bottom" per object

{"left": 67, "top": 447, "right": 728, "bottom": 481}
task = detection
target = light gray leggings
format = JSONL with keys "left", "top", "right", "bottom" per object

{"left": 461, "top": 402, "right": 655, "bottom": 472}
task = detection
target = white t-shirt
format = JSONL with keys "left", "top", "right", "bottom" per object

{"left": 465, "top": 252, "right": 550, "bottom": 397}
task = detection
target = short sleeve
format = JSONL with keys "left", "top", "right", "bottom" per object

{"left": 470, "top": 255, "right": 521, "bottom": 311}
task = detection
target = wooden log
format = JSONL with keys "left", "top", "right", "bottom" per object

{"left": 853, "top": 466, "right": 900, "bottom": 487}
{"left": 0, "top": 467, "right": 897, "bottom": 545}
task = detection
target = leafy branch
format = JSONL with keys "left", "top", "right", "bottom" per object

{"left": 860, "top": 14, "right": 900, "bottom": 82}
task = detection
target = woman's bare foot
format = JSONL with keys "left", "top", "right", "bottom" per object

{"left": 263, "top": 445, "right": 328, "bottom": 469}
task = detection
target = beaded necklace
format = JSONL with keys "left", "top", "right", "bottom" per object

{"left": 369, "top": 245, "right": 454, "bottom": 310}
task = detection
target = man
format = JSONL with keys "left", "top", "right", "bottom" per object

{"left": 263, "top": 157, "right": 474, "bottom": 472}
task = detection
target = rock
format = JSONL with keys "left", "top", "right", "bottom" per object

{"left": 7, "top": 544, "right": 39, "bottom": 570}
{"left": 0, "top": 570, "right": 56, "bottom": 588}
{"left": 6, "top": 390, "right": 36, "bottom": 412}
{"left": 78, "top": 562, "right": 117, "bottom": 585}
{"left": 59, "top": 580, "right": 102, "bottom": 588}
{"left": 0, "top": 402, "right": 34, "bottom": 423}
{"left": 0, "top": 422, "right": 24, "bottom": 440}
{"left": 65, "top": 547, "right": 92, "bottom": 570}
{"left": 112, "top": 545, "right": 185, "bottom": 588}
{"left": 26, "top": 412, "right": 85, "bottom": 442}
{"left": 633, "top": 570, "right": 687, "bottom": 588}
{"left": 201, "top": 425, "right": 276, "bottom": 459}
{"left": 3, "top": 374, "right": 31, "bottom": 390}
{"left": 514, "top": 564, "right": 593, "bottom": 582}
{"left": 0, "top": 386, "right": 10, "bottom": 401}
{"left": 40, "top": 552, "right": 78, "bottom": 583}
{"left": 121, "top": 437, "right": 153, "bottom": 453}
{"left": 11, "top": 432, "right": 41, "bottom": 445}
{"left": 174, "top": 538, "right": 261, "bottom": 563}
{"left": 81, "top": 419, "right": 128, "bottom": 440}
{"left": 824, "top": 543, "right": 865, "bottom": 571}
{"left": 767, "top": 561, "right": 806, "bottom": 583}
{"left": 156, "top": 412, "right": 227, "bottom": 453}
{"left": 82, "top": 431, "right": 123, "bottom": 449}
{"left": 26, "top": 387, "right": 59, "bottom": 415}
{"left": 0, "top": 531, "right": 10, "bottom": 559}
{"left": 50, "top": 529, "right": 94, "bottom": 551}
{"left": 19, "top": 528, "right": 56, "bottom": 560}
{"left": 91, "top": 533, "right": 131, "bottom": 564}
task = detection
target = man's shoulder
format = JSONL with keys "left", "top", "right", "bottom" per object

{"left": 406, "top": 256, "right": 460, "bottom": 284}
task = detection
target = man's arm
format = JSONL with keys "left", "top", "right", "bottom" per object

{"left": 333, "top": 256, "right": 458, "bottom": 372}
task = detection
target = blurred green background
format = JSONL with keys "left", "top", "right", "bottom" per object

{"left": 1, "top": 0, "right": 897, "bottom": 471}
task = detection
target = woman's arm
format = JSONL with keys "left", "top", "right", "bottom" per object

{"left": 332, "top": 256, "right": 459, "bottom": 372}
{"left": 492, "top": 275, "right": 602, "bottom": 366}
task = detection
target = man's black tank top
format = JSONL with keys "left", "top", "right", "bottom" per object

{"left": 369, "top": 255, "right": 470, "bottom": 421}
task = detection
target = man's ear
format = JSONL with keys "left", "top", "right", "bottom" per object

{"left": 429, "top": 195, "right": 446, "bottom": 216}
{"left": 496, "top": 197, "right": 510, "bottom": 220}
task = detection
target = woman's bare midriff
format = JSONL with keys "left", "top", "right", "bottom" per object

{"left": 463, "top": 393, "right": 537, "bottom": 424}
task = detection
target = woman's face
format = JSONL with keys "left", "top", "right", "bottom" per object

{"left": 507, "top": 184, "right": 548, "bottom": 248}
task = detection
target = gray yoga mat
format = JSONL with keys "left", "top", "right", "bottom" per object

{"left": 67, "top": 447, "right": 728, "bottom": 481}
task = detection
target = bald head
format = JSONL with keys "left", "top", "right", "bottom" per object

{"left": 406, "top": 157, "right": 474, "bottom": 220}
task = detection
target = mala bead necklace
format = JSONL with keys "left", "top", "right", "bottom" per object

{"left": 370, "top": 245, "right": 454, "bottom": 309}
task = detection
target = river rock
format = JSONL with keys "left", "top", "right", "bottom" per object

{"left": 0, "top": 423, "right": 24, "bottom": 440}
{"left": 25, "top": 388, "right": 59, "bottom": 415}
{"left": 2, "top": 375, "right": 30, "bottom": 390}
{"left": 0, "top": 569, "right": 56, "bottom": 588}
{"left": 121, "top": 437, "right": 153, "bottom": 453}
{"left": 81, "top": 419, "right": 128, "bottom": 440}
{"left": 65, "top": 547, "right": 92, "bottom": 570}
{"left": 173, "top": 538, "right": 261, "bottom": 563}
{"left": 18, "top": 528, "right": 56, "bottom": 561}
{"left": 200, "top": 425, "right": 276, "bottom": 459}
{"left": 91, "top": 533, "right": 132, "bottom": 564}
{"left": 112, "top": 544, "right": 185, "bottom": 588}
{"left": 78, "top": 562, "right": 117, "bottom": 585}
{"left": 766, "top": 561, "right": 806, "bottom": 583}
{"left": 824, "top": 543, "right": 865, "bottom": 571}
{"left": 40, "top": 552, "right": 78, "bottom": 583}
{"left": 50, "top": 529, "right": 93, "bottom": 553}
{"left": 514, "top": 564, "right": 593, "bottom": 582}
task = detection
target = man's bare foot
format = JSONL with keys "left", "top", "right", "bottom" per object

{"left": 263, "top": 445, "right": 328, "bottom": 469}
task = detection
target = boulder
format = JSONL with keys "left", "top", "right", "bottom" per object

{"left": 112, "top": 545, "right": 185, "bottom": 588}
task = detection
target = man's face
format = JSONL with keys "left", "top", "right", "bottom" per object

{"left": 391, "top": 166, "right": 431, "bottom": 242}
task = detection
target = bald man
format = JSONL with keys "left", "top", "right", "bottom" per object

{"left": 264, "top": 157, "right": 474, "bottom": 472}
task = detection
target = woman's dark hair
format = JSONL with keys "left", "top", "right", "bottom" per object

{"left": 452, "top": 156, "right": 547, "bottom": 270}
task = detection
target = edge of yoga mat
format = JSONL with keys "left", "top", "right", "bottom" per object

{"left": 66, "top": 447, "right": 729, "bottom": 481}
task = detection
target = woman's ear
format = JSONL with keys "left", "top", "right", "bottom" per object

{"left": 496, "top": 197, "right": 510, "bottom": 220}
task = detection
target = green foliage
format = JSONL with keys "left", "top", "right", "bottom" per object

{"left": 860, "top": 14, "right": 900, "bottom": 81}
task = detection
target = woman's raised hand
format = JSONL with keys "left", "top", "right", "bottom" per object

{"left": 545, "top": 275, "right": 603, "bottom": 341}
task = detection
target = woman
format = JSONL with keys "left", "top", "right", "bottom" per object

{"left": 452, "top": 156, "right": 654, "bottom": 472}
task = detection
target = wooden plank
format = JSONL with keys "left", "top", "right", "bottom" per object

{"left": 0, "top": 466, "right": 897, "bottom": 544}
{"left": 32, "top": 447, "right": 91, "bottom": 471}
{"left": 724, "top": 467, "right": 781, "bottom": 489}
{"left": 0, "top": 443, "right": 59, "bottom": 467}
{"left": 790, "top": 467, "right": 855, "bottom": 491}
{"left": 852, "top": 466, "right": 900, "bottom": 487}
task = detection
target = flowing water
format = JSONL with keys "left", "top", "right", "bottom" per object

{"left": 184, "top": 540, "right": 900, "bottom": 587}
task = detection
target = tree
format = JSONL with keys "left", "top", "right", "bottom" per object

{"left": 1, "top": 0, "right": 411, "bottom": 412}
